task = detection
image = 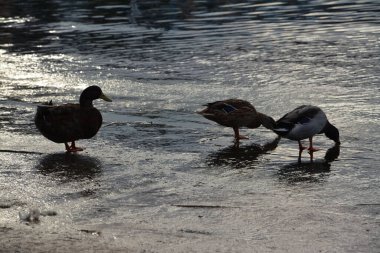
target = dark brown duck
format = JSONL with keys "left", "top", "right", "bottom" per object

{"left": 35, "top": 85, "right": 112, "bottom": 152}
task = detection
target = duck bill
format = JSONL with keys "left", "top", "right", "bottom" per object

{"left": 100, "top": 93, "right": 112, "bottom": 102}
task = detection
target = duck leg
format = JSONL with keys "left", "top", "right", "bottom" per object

{"left": 233, "top": 127, "right": 248, "bottom": 141}
{"left": 298, "top": 140, "right": 307, "bottom": 163}
{"left": 307, "top": 137, "right": 319, "bottom": 152}
{"left": 70, "top": 141, "right": 84, "bottom": 152}
{"left": 65, "top": 141, "right": 83, "bottom": 152}
{"left": 307, "top": 137, "right": 319, "bottom": 162}
{"left": 65, "top": 142, "right": 71, "bottom": 152}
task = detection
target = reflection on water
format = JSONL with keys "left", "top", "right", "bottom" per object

{"left": 278, "top": 161, "right": 331, "bottom": 185}
{"left": 36, "top": 153, "right": 102, "bottom": 182}
{"left": 277, "top": 145, "right": 340, "bottom": 184}
{"left": 324, "top": 143, "right": 340, "bottom": 163}
{"left": 207, "top": 136, "right": 280, "bottom": 169}
{"left": 1, "top": 0, "right": 379, "bottom": 60}
{"left": 295, "top": 142, "right": 341, "bottom": 163}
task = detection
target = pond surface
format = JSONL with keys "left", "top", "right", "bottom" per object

{"left": 0, "top": 0, "right": 379, "bottom": 252}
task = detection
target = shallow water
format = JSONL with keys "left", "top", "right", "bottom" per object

{"left": 0, "top": 0, "right": 379, "bottom": 252}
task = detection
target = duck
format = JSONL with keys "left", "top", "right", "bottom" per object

{"left": 272, "top": 105, "right": 340, "bottom": 162}
{"left": 35, "top": 85, "right": 112, "bottom": 152}
{"left": 198, "top": 99, "right": 275, "bottom": 142}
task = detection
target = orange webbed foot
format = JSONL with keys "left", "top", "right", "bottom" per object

{"left": 65, "top": 142, "right": 84, "bottom": 153}
{"left": 66, "top": 147, "right": 84, "bottom": 153}
{"left": 307, "top": 147, "right": 319, "bottom": 153}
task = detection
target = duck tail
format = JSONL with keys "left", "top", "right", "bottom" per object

{"left": 196, "top": 108, "right": 209, "bottom": 115}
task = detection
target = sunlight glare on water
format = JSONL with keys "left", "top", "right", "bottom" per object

{"left": 0, "top": 0, "right": 379, "bottom": 252}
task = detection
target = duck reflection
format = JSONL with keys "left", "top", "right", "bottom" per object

{"left": 207, "top": 136, "right": 281, "bottom": 169}
{"left": 299, "top": 142, "right": 341, "bottom": 163}
{"left": 278, "top": 144, "right": 340, "bottom": 184}
{"left": 324, "top": 143, "right": 340, "bottom": 163}
{"left": 36, "top": 153, "right": 102, "bottom": 182}
{"left": 278, "top": 161, "right": 331, "bottom": 184}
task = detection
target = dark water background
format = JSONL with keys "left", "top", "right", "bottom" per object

{"left": 0, "top": 0, "right": 379, "bottom": 252}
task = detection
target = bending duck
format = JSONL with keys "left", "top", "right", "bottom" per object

{"left": 273, "top": 105, "right": 340, "bottom": 162}
{"left": 198, "top": 99, "right": 275, "bottom": 142}
{"left": 35, "top": 85, "right": 112, "bottom": 152}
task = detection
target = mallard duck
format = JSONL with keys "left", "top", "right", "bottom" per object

{"left": 273, "top": 105, "right": 340, "bottom": 162}
{"left": 35, "top": 85, "right": 112, "bottom": 152}
{"left": 198, "top": 99, "right": 275, "bottom": 141}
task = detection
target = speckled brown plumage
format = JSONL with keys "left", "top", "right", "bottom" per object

{"left": 198, "top": 99, "right": 275, "bottom": 141}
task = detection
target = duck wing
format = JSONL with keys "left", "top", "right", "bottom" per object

{"left": 274, "top": 105, "right": 322, "bottom": 135}
{"left": 202, "top": 99, "right": 255, "bottom": 113}
{"left": 273, "top": 105, "right": 329, "bottom": 141}
{"left": 199, "top": 99, "right": 258, "bottom": 128}
{"left": 35, "top": 103, "right": 102, "bottom": 143}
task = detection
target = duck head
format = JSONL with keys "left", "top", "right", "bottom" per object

{"left": 80, "top": 86, "right": 112, "bottom": 107}
{"left": 257, "top": 112, "right": 276, "bottom": 130}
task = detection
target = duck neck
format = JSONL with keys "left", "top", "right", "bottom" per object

{"left": 79, "top": 95, "right": 94, "bottom": 108}
{"left": 324, "top": 121, "right": 340, "bottom": 144}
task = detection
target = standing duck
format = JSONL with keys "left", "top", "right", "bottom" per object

{"left": 198, "top": 99, "right": 275, "bottom": 142}
{"left": 273, "top": 105, "right": 340, "bottom": 162}
{"left": 35, "top": 86, "right": 112, "bottom": 152}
